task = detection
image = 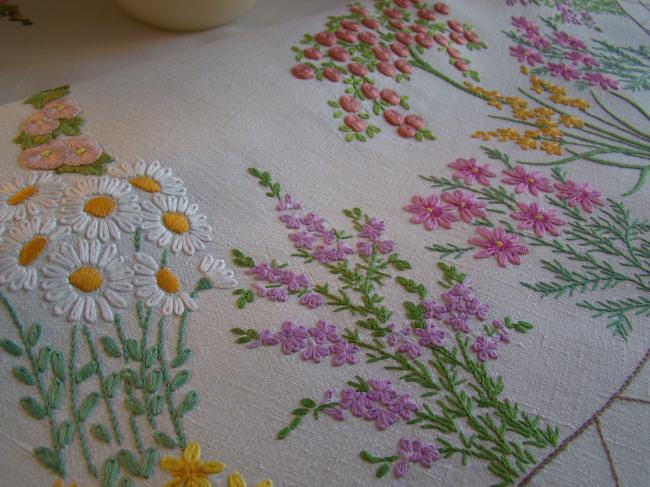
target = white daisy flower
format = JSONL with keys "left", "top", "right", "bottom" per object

{"left": 109, "top": 160, "right": 186, "bottom": 196}
{"left": 141, "top": 195, "right": 212, "bottom": 255}
{"left": 0, "top": 173, "right": 65, "bottom": 223}
{"left": 0, "top": 216, "right": 69, "bottom": 291}
{"left": 41, "top": 239, "right": 133, "bottom": 323}
{"left": 199, "top": 255, "right": 237, "bottom": 289}
{"left": 134, "top": 253, "right": 197, "bottom": 316}
{"left": 59, "top": 176, "right": 142, "bottom": 242}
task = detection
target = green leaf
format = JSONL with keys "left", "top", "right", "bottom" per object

{"left": 56, "top": 420, "right": 74, "bottom": 448}
{"left": 51, "top": 351, "right": 66, "bottom": 380}
{"left": 231, "top": 248, "right": 255, "bottom": 267}
{"left": 117, "top": 449, "right": 142, "bottom": 476}
{"left": 55, "top": 151, "right": 114, "bottom": 176}
{"left": 47, "top": 378, "right": 64, "bottom": 409}
{"left": 100, "top": 336, "right": 122, "bottom": 358}
{"left": 125, "top": 396, "right": 145, "bottom": 416}
{"left": 175, "top": 390, "right": 200, "bottom": 418}
{"left": 120, "top": 369, "right": 141, "bottom": 388}
{"left": 20, "top": 396, "right": 46, "bottom": 419}
{"left": 146, "top": 394, "right": 163, "bottom": 417}
{"left": 101, "top": 458, "right": 120, "bottom": 487}
{"left": 52, "top": 116, "right": 84, "bottom": 137}
{"left": 376, "top": 463, "right": 390, "bottom": 478}
{"left": 143, "top": 346, "right": 158, "bottom": 367}
{"left": 292, "top": 408, "right": 309, "bottom": 416}
{"left": 33, "top": 446, "right": 63, "bottom": 475}
{"left": 118, "top": 477, "right": 134, "bottom": 487}
{"left": 154, "top": 431, "right": 177, "bottom": 449}
{"left": 91, "top": 423, "right": 112, "bottom": 444}
{"left": 171, "top": 348, "right": 192, "bottom": 368}
{"left": 24, "top": 85, "right": 70, "bottom": 108}
{"left": 170, "top": 370, "right": 190, "bottom": 391}
{"left": 27, "top": 323, "right": 41, "bottom": 347}
{"left": 37, "top": 347, "right": 52, "bottom": 372}
{"left": 76, "top": 360, "right": 98, "bottom": 382}
{"left": 193, "top": 277, "right": 214, "bottom": 293}
{"left": 12, "top": 366, "right": 35, "bottom": 385}
{"left": 103, "top": 372, "right": 121, "bottom": 398}
{"left": 125, "top": 339, "right": 141, "bottom": 361}
{"left": 300, "top": 398, "right": 316, "bottom": 408}
{"left": 78, "top": 392, "right": 100, "bottom": 421}
{"left": 1, "top": 338, "right": 23, "bottom": 356}
{"left": 146, "top": 369, "right": 163, "bottom": 393}
{"left": 141, "top": 447, "right": 159, "bottom": 478}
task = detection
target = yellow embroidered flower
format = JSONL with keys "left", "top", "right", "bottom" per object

{"left": 520, "top": 65, "right": 529, "bottom": 75}
{"left": 541, "top": 141, "right": 563, "bottom": 155}
{"left": 471, "top": 131, "right": 493, "bottom": 141}
{"left": 227, "top": 471, "right": 273, "bottom": 487}
{"left": 54, "top": 480, "right": 78, "bottom": 487}
{"left": 560, "top": 114, "right": 585, "bottom": 128}
{"left": 516, "top": 136, "right": 538, "bottom": 150}
{"left": 160, "top": 442, "right": 226, "bottom": 487}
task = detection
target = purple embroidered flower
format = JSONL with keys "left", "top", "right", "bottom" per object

{"left": 301, "top": 213, "right": 328, "bottom": 233}
{"left": 395, "top": 438, "right": 440, "bottom": 477}
{"left": 251, "top": 282, "right": 267, "bottom": 297}
{"left": 367, "top": 379, "right": 397, "bottom": 405}
{"left": 583, "top": 72, "right": 619, "bottom": 90}
{"left": 277, "top": 321, "right": 308, "bottom": 353}
{"left": 300, "top": 292, "right": 325, "bottom": 309}
{"left": 422, "top": 299, "right": 446, "bottom": 320}
{"left": 330, "top": 340, "right": 359, "bottom": 366}
{"left": 554, "top": 180, "right": 605, "bottom": 213}
{"left": 581, "top": 56, "right": 600, "bottom": 69}
{"left": 404, "top": 194, "right": 458, "bottom": 230}
{"left": 444, "top": 312, "right": 471, "bottom": 333}
{"left": 289, "top": 231, "right": 316, "bottom": 249}
{"left": 339, "top": 389, "right": 373, "bottom": 417}
{"left": 471, "top": 336, "right": 499, "bottom": 362}
{"left": 547, "top": 62, "right": 580, "bottom": 81}
{"left": 554, "top": 31, "right": 572, "bottom": 47}
{"left": 360, "top": 217, "right": 385, "bottom": 240}
{"left": 276, "top": 194, "right": 302, "bottom": 211}
{"left": 334, "top": 242, "right": 355, "bottom": 260}
{"left": 312, "top": 246, "right": 338, "bottom": 264}
{"left": 279, "top": 271, "right": 309, "bottom": 292}
{"left": 376, "top": 240, "right": 396, "bottom": 254}
{"left": 320, "top": 230, "right": 337, "bottom": 244}
{"left": 492, "top": 320, "right": 511, "bottom": 343}
{"left": 323, "top": 407, "right": 345, "bottom": 421}
{"left": 511, "top": 202, "right": 566, "bottom": 237}
{"left": 248, "top": 262, "right": 272, "bottom": 280}
{"left": 365, "top": 407, "right": 399, "bottom": 430}
{"left": 397, "top": 340, "right": 422, "bottom": 360}
{"left": 309, "top": 320, "right": 341, "bottom": 343}
{"left": 469, "top": 227, "right": 529, "bottom": 268}
{"left": 511, "top": 16, "right": 539, "bottom": 36}
{"left": 501, "top": 166, "right": 553, "bottom": 196}
{"left": 441, "top": 190, "right": 488, "bottom": 224}
{"left": 265, "top": 267, "right": 285, "bottom": 283}
{"left": 415, "top": 321, "right": 446, "bottom": 347}
{"left": 448, "top": 157, "right": 496, "bottom": 186}
{"left": 301, "top": 337, "right": 330, "bottom": 363}
{"left": 266, "top": 287, "right": 288, "bottom": 302}
{"left": 246, "top": 329, "right": 279, "bottom": 349}
{"left": 509, "top": 45, "right": 544, "bottom": 66}
{"left": 279, "top": 213, "right": 301, "bottom": 229}
{"left": 356, "top": 241, "right": 373, "bottom": 256}
{"left": 388, "top": 394, "right": 419, "bottom": 420}
{"left": 528, "top": 35, "right": 551, "bottom": 49}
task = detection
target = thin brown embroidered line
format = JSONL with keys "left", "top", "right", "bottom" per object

{"left": 617, "top": 395, "right": 650, "bottom": 405}
{"left": 595, "top": 417, "right": 623, "bottom": 487}
{"left": 518, "top": 347, "right": 650, "bottom": 486}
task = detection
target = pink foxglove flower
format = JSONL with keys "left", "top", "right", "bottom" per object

{"left": 19, "top": 140, "right": 69, "bottom": 169}
{"left": 511, "top": 202, "right": 565, "bottom": 237}
{"left": 441, "top": 190, "right": 487, "bottom": 223}
{"left": 21, "top": 112, "right": 59, "bottom": 136}
{"left": 554, "top": 180, "right": 605, "bottom": 213}
{"left": 404, "top": 195, "right": 458, "bottom": 230}
{"left": 42, "top": 97, "right": 81, "bottom": 119}
{"left": 501, "top": 166, "right": 553, "bottom": 196}
{"left": 448, "top": 157, "right": 496, "bottom": 186}
{"left": 469, "top": 226, "right": 529, "bottom": 267}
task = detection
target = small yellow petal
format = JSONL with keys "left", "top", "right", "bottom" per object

{"left": 194, "top": 478, "right": 212, "bottom": 487}
{"left": 228, "top": 472, "right": 247, "bottom": 487}
{"left": 256, "top": 481, "right": 273, "bottom": 487}
{"left": 165, "top": 478, "right": 185, "bottom": 487}
{"left": 201, "top": 460, "right": 227, "bottom": 474}
{"left": 160, "top": 456, "right": 183, "bottom": 473}
{"left": 184, "top": 442, "right": 202, "bottom": 463}
{"left": 54, "top": 480, "right": 64, "bottom": 487}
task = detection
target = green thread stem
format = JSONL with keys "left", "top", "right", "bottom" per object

{"left": 176, "top": 311, "right": 189, "bottom": 359}
{"left": 129, "top": 413, "right": 144, "bottom": 454}
{"left": 114, "top": 315, "right": 129, "bottom": 365}
{"left": 157, "top": 317, "right": 186, "bottom": 449}
{"left": 0, "top": 291, "right": 63, "bottom": 473}
{"left": 69, "top": 325, "right": 98, "bottom": 478}
{"left": 137, "top": 302, "right": 157, "bottom": 430}
{"left": 590, "top": 89, "right": 650, "bottom": 141}
{"left": 81, "top": 324, "right": 123, "bottom": 445}
{"left": 610, "top": 91, "right": 650, "bottom": 123}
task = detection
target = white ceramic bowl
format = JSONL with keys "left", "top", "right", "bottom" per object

{"left": 115, "top": 0, "right": 258, "bottom": 31}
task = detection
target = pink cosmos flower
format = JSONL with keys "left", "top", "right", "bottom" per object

{"left": 21, "top": 112, "right": 59, "bottom": 136}
{"left": 501, "top": 166, "right": 553, "bottom": 196}
{"left": 62, "top": 136, "right": 102, "bottom": 166}
{"left": 509, "top": 45, "right": 544, "bottom": 66}
{"left": 441, "top": 190, "right": 487, "bottom": 223}
{"left": 469, "top": 226, "right": 529, "bottom": 267}
{"left": 42, "top": 98, "right": 82, "bottom": 119}
{"left": 511, "top": 202, "right": 566, "bottom": 237}
{"left": 404, "top": 195, "right": 458, "bottom": 230}
{"left": 448, "top": 157, "right": 496, "bottom": 186}
{"left": 19, "top": 140, "right": 69, "bottom": 169}
{"left": 554, "top": 180, "right": 605, "bottom": 213}
{"left": 547, "top": 63, "right": 580, "bottom": 81}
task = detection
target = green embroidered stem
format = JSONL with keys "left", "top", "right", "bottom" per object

{"left": 81, "top": 324, "right": 123, "bottom": 446}
{"left": 589, "top": 89, "right": 650, "bottom": 141}
{"left": 129, "top": 413, "right": 144, "bottom": 454}
{"left": 175, "top": 311, "right": 189, "bottom": 365}
{"left": 157, "top": 317, "right": 187, "bottom": 449}
{"left": 114, "top": 315, "right": 130, "bottom": 365}
{"left": 610, "top": 91, "right": 650, "bottom": 123}
{"left": 69, "top": 325, "right": 98, "bottom": 478}
{"left": 137, "top": 301, "right": 157, "bottom": 430}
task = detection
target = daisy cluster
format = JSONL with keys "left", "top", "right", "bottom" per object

{"left": 0, "top": 161, "right": 236, "bottom": 323}
{"left": 406, "top": 156, "right": 604, "bottom": 268}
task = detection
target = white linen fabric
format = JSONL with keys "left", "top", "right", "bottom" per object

{"left": 0, "top": 1, "right": 648, "bottom": 486}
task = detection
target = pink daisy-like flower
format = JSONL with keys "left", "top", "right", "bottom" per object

{"left": 404, "top": 195, "right": 458, "bottom": 230}
{"left": 469, "top": 226, "right": 529, "bottom": 268}
{"left": 62, "top": 136, "right": 102, "bottom": 166}
{"left": 19, "top": 140, "right": 69, "bottom": 169}
{"left": 501, "top": 166, "right": 553, "bottom": 196}
{"left": 547, "top": 62, "right": 580, "bottom": 81}
{"left": 583, "top": 72, "right": 619, "bottom": 90}
{"left": 42, "top": 98, "right": 82, "bottom": 119}
{"left": 441, "top": 190, "right": 487, "bottom": 223}
{"left": 511, "top": 202, "right": 566, "bottom": 237}
{"left": 448, "top": 157, "right": 496, "bottom": 186}
{"left": 554, "top": 180, "right": 605, "bottom": 213}
{"left": 21, "top": 112, "right": 59, "bottom": 136}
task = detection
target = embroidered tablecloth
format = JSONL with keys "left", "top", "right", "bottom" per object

{"left": 0, "top": 1, "right": 649, "bottom": 486}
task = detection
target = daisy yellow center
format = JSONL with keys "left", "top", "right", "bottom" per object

{"left": 495, "top": 240, "right": 505, "bottom": 248}
{"left": 75, "top": 147, "right": 87, "bottom": 155}
{"left": 84, "top": 195, "right": 117, "bottom": 218}
{"left": 163, "top": 212, "right": 190, "bottom": 234}
{"left": 9, "top": 186, "right": 39, "bottom": 205}
{"left": 19, "top": 236, "right": 48, "bottom": 266}
{"left": 157, "top": 268, "right": 181, "bottom": 294}
{"left": 69, "top": 266, "right": 103, "bottom": 293}
{"left": 130, "top": 176, "right": 161, "bottom": 193}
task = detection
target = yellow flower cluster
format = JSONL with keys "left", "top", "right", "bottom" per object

{"left": 465, "top": 72, "right": 591, "bottom": 157}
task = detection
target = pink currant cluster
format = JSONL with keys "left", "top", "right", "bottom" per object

{"left": 290, "top": 1, "right": 486, "bottom": 141}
